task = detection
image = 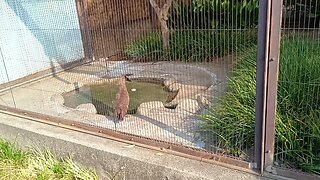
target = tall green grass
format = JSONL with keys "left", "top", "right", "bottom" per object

{"left": 202, "top": 37, "right": 320, "bottom": 175}
{"left": 0, "top": 139, "right": 99, "bottom": 180}
{"left": 124, "top": 30, "right": 257, "bottom": 61}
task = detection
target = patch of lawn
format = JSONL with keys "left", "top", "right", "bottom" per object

{"left": 0, "top": 139, "right": 99, "bottom": 180}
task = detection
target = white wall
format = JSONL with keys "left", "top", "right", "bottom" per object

{"left": 0, "top": 0, "right": 84, "bottom": 84}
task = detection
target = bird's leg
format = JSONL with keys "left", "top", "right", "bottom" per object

{"left": 111, "top": 100, "right": 117, "bottom": 130}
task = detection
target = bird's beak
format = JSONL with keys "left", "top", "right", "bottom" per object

{"left": 124, "top": 74, "right": 132, "bottom": 82}
{"left": 124, "top": 76, "right": 132, "bottom": 82}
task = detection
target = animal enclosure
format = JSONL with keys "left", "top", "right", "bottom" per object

{"left": 0, "top": 0, "right": 319, "bottom": 179}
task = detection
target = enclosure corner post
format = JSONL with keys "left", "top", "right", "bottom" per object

{"left": 255, "top": 0, "right": 271, "bottom": 172}
{"left": 255, "top": 0, "right": 283, "bottom": 174}
{"left": 263, "top": 0, "right": 283, "bottom": 171}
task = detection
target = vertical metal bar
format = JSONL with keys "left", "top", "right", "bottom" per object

{"left": 75, "top": 0, "right": 94, "bottom": 61}
{"left": 264, "top": 0, "right": 283, "bottom": 171}
{"left": 254, "top": 0, "right": 271, "bottom": 171}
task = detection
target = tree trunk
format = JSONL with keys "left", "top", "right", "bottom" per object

{"left": 160, "top": 20, "right": 170, "bottom": 50}
{"left": 149, "top": 0, "right": 172, "bottom": 50}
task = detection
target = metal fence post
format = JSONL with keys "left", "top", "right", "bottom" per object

{"left": 255, "top": 0, "right": 283, "bottom": 173}
{"left": 263, "top": 0, "right": 283, "bottom": 172}
{"left": 255, "top": 0, "right": 271, "bottom": 172}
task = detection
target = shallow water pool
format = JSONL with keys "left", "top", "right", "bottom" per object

{"left": 62, "top": 81, "right": 178, "bottom": 116}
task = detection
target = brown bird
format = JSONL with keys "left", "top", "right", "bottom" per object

{"left": 115, "top": 76, "right": 130, "bottom": 121}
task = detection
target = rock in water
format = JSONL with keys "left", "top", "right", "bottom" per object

{"left": 176, "top": 99, "right": 200, "bottom": 114}
{"left": 76, "top": 103, "right": 97, "bottom": 114}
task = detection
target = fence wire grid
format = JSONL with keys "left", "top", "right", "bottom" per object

{"left": 274, "top": 0, "right": 320, "bottom": 176}
{"left": 0, "top": 0, "right": 319, "bottom": 178}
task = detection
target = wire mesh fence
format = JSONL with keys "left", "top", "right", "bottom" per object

{"left": 0, "top": 0, "right": 260, "bottom": 163}
{"left": 0, "top": 0, "right": 319, "bottom": 178}
{"left": 274, "top": 0, "right": 320, "bottom": 176}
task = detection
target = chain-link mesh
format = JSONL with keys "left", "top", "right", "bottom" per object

{"left": 0, "top": 0, "right": 261, "bottom": 166}
{"left": 273, "top": 0, "right": 320, "bottom": 176}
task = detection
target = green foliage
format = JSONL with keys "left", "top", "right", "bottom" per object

{"left": 0, "top": 139, "right": 99, "bottom": 180}
{"left": 169, "top": 0, "right": 259, "bottom": 29}
{"left": 125, "top": 30, "right": 257, "bottom": 61}
{"left": 283, "top": 0, "right": 320, "bottom": 28}
{"left": 284, "top": 0, "right": 320, "bottom": 18}
{"left": 0, "top": 140, "right": 28, "bottom": 165}
{"left": 125, "top": 0, "right": 259, "bottom": 61}
{"left": 201, "top": 47, "right": 257, "bottom": 155}
{"left": 201, "top": 37, "right": 320, "bottom": 175}
{"left": 276, "top": 37, "right": 320, "bottom": 174}
{"left": 124, "top": 34, "right": 163, "bottom": 59}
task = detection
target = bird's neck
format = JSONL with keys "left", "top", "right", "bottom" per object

{"left": 118, "top": 83, "right": 127, "bottom": 90}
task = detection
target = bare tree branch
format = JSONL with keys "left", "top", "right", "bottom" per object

{"left": 163, "top": 0, "right": 173, "bottom": 15}
{"left": 149, "top": 0, "right": 161, "bottom": 16}
{"left": 149, "top": 0, "right": 173, "bottom": 50}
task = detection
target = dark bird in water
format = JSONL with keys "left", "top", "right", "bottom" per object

{"left": 115, "top": 76, "right": 131, "bottom": 121}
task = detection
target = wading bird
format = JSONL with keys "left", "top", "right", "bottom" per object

{"left": 115, "top": 75, "right": 131, "bottom": 121}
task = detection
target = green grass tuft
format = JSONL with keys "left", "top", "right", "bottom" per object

{"left": 124, "top": 34, "right": 163, "bottom": 59}
{"left": 0, "top": 139, "right": 99, "bottom": 180}
{"left": 0, "top": 139, "right": 28, "bottom": 165}
{"left": 124, "top": 30, "right": 257, "bottom": 61}
{"left": 201, "top": 36, "right": 320, "bottom": 175}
